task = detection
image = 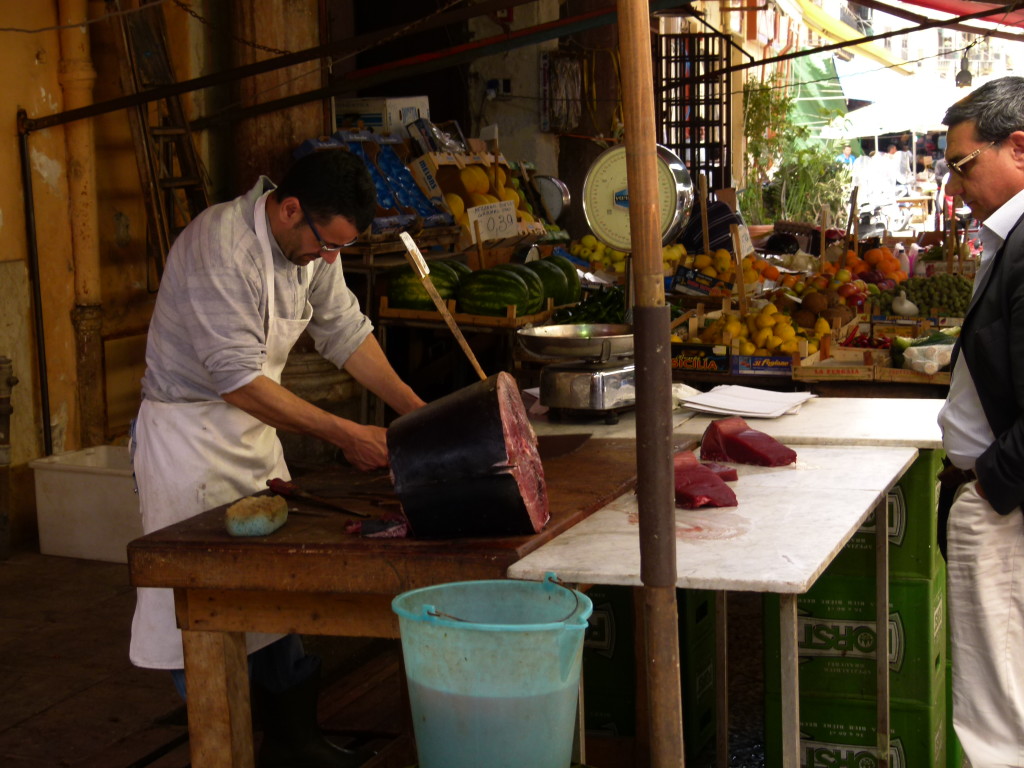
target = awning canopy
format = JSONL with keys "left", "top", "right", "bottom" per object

{"left": 890, "top": 0, "right": 1024, "bottom": 28}
{"left": 820, "top": 76, "right": 977, "bottom": 139}
{"left": 795, "top": 0, "right": 914, "bottom": 72}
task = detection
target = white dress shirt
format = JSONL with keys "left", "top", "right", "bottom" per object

{"left": 938, "top": 187, "right": 1024, "bottom": 469}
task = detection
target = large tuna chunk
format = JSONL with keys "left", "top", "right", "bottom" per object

{"left": 699, "top": 416, "right": 797, "bottom": 467}
{"left": 674, "top": 450, "right": 738, "bottom": 509}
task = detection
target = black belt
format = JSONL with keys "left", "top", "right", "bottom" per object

{"left": 938, "top": 463, "right": 976, "bottom": 489}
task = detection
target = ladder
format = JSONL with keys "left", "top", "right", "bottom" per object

{"left": 110, "top": 0, "right": 210, "bottom": 285}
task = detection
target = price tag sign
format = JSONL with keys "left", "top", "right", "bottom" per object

{"left": 736, "top": 224, "right": 756, "bottom": 258}
{"left": 467, "top": 199, "right": 517, "bottom": 244}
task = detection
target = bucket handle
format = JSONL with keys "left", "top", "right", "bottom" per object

{"left": 427, "top": 574, "right": 581, "bottom": 625}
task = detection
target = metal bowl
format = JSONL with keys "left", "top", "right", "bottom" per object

{"left": 517, "top": 324, "right": 634, "bottom": 361}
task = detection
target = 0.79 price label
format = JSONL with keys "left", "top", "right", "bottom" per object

{"left": 466, "top": 199, "right": 517, "bottom": 244}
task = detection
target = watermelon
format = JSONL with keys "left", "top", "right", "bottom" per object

{"left": 525, "top": 259, "right": 570, "bottom": 306}
{"left": 457, "top": 268, "right": 532, "bottom": 317}
{"left": 544, "top": 253, "right": 582, "bottom": 304}
{"left": 437, "top": 258, "right": 472, "bottom": 280}
{"left": 387, "top": 261, "right": 460, "bottom": 310}
{"left": 493, "top": 263, "right": 545, "bottom": 314}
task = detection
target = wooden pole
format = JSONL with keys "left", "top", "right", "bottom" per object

{"left": 617, "top": 1, "right": 684, "bottom": 767}
{"left": 400, "top": 233, "right": 488, "bottom": 381}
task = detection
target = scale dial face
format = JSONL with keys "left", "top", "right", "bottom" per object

{"left": 581, "top": 144, "right": 694, "bottom": 252}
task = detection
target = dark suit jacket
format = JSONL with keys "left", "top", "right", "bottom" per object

{"left": 959, "top": 213, "right": 1024, "bottom": 514}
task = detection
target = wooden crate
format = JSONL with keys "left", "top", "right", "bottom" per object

{"left": 792, "top": 346, "right": 886, "bottom": 382}
{"left": 378, "top": 296, "right": 554, "bottom": 328}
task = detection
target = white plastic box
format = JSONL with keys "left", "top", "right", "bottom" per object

{"left": 30, "top": 446, "right": 142, "bottom": 564}
{"left": 333, "top": 95, "right": 430, "bottom": 138}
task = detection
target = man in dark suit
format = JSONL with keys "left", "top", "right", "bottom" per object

{"left": 937, "top": 76, "right": 1024, "bottom": 766}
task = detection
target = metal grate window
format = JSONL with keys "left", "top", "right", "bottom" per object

{"left": 655, "top": 33, "right": 731, "bottom": 193}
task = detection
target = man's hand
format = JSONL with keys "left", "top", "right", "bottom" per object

{"left": 335, "top": 423, "right": 390, "bottom": 471}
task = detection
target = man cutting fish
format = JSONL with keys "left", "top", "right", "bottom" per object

{"left": 129, "top": 148, "right": 425, "bottom": 767}
{"left": 937, "top": 76, "right": 1024, "bottom": 767}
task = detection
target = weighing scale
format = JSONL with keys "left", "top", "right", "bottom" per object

{"left": 581, "top": 143, "right": 694, "bottom": 252}
{"left": 517, "top": 324, "right": 636, "bottom": 424}
{"left": 518, "top": 145, "right": 693, "bottom": 423}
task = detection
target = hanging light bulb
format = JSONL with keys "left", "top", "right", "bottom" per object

{"left": 956, "top": 51, "right": 973, "bottom": 88}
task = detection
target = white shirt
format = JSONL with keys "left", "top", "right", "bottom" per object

{"left": 938, "top": 187, "right": 1024, "bottom": 468}
{"left": 141, "top": 177, "right": 372, "bottom": 402}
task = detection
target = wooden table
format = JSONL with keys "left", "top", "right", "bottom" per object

{"left": 127, "top": 436, "right": 639, "bottom": 768}
{"left": 509, "top": 444, "right": 918, "bottom": 768}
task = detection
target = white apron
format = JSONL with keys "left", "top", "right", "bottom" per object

{"left": 130, "top": 190, "right": 313, "bottom": 669}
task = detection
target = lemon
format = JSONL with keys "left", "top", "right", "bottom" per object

{"left": 739, "top": 340, "right": 757, "bottom": 356}
{"left": 693, "top": 253, "right": 712, "bottom": 269}
{"left": 581, "top": 234, "right": 598, "bottom": 248}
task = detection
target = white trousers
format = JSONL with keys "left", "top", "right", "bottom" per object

{"left": 947, "top": 482, "right": 1024, "bottom": 768}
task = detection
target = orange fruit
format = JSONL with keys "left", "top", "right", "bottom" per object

{"left": 863, "top": 248, "right": 884, "bottom": 265}
{"left": 781, "top": 274, "right": 798, "bottom": 288}
{"left": 762, "top": 264, "right": 781, "bottom": 281}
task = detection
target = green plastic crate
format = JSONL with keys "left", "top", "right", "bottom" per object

{"left": 764, "top": 555, "right": 946, "bottom": 704}
{"left": 765, "top": 690, "right": 947, "bottom": 768}
{"left": 582, "top": 585, "right": 715, "bottom": 755}
{"left": 826, "top": 449, "right": 944, "bottom": 580}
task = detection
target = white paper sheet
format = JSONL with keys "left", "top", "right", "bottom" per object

{"left": 679, "top": 385, "right": 815, "bottom": 419}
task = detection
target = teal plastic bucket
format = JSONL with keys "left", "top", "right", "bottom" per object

{"left": 392, "top": 573, "right": 593, "bottom": 768}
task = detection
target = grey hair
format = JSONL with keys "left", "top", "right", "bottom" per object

{"left": 943, "top": 76, "right": 1024, "bottom": 141}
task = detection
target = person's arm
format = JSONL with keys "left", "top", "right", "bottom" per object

{"left": 221, "top": 376, "right": 391, "bottom": 471}
{"left": 341, "top": 334, "right": 427, "bottom": 415}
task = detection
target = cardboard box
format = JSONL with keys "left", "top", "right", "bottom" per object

{"left": 334, "top": 96, "right": 430, "bottom": 138}
{"left": 764, "top": 554, "right": 946, "bottom": 704}
{"left": 30, "top": 446, "right": 141, "bottom": 563}
{"left": 671, "top": 343, "right": 731, "bottom": 376}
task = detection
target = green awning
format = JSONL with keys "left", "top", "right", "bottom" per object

{"left": 789, "top": 52, "right": 848, "bottom": 149}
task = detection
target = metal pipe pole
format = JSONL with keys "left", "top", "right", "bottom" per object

{"left": 617, "top": 1, "right": 684, "bottom": 766}
{"left": 17, "top": 115, "right": 53, "bottom": 457}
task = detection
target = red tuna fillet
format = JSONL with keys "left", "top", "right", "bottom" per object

{"left": 674, "top": 450, "right": 737, "bottom": 509}
{"left": 699, "top": 416, "right": 797, "bottom": 467}
{"left": 700, "top": 461, "right": 738, "bottom": 481}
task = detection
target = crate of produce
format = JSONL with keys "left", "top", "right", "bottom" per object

{"left": 765, "top": 689, "right": 947, "bottom": 768}
{"left": 792, "top": 346, "right": 883, "bottom": 382}
{"left": 670, "top": 342, "right": 731, "bottom": 376}
{"left": 825, "top": 449, "right": 944, "bottom": 579}
{"left": 378, "top": 296, "right": 553, "bottom": 328}
{"left": 764, "top": 553, "right": 946, "bottom": 704}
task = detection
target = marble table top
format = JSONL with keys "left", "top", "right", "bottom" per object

{"left": 508, "top": 445, "right": 918, "bottom": 594}
{"left": 673, "top": 397, "right": 943, "bottom": 449}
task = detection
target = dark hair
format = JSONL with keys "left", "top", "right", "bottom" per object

{"left": 943, "top": 76, "right": 1024, "bottom": 141}
{"left": 274, "top": 149, "right": 376, "bottom": 233}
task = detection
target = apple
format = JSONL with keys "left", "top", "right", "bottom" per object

{"left": 835, "top": 268, "right": 852, "bottom": 283}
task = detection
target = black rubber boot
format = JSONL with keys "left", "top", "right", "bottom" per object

{"left": 253, "top": 664, "right": 363, "bottom": 768}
